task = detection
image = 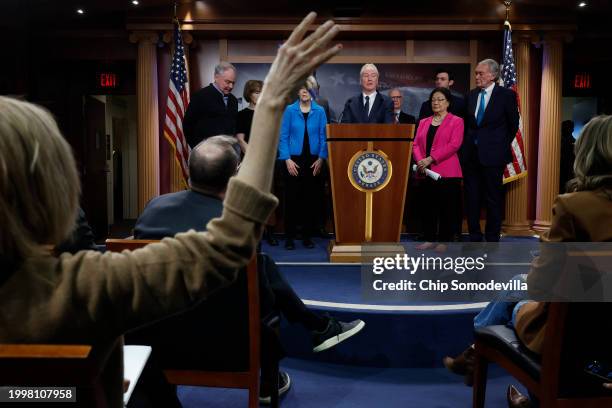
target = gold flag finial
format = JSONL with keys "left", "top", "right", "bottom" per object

{"left": 504, "top": 1, "right": 512, "bottom": 28}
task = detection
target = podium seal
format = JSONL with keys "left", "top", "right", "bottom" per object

{"left": 348, "top": 150, "right": 392, "bottom": 192}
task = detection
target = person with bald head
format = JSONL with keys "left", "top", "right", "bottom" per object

{"left": 389, "top": 88, "right": 416, "bottom": 124}
{"left": 340, "top": 63, "right": 394, "bottom": 124}
{"left": 133, "top": 135, "right": 365, "bottom": 404}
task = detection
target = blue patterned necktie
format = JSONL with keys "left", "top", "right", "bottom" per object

{"left": 476, "top": 89, "right": 486, "bottom": 126}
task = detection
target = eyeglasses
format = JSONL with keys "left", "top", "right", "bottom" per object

{"left": 431, "top": 98, "right": 447, "bottom": 103}
{"left": 390, "top": 96, "right": 402, "bottom": 100}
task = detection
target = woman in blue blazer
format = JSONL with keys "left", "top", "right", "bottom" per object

{"left": 278, "top": 85, "right": 328, "bottom": 249}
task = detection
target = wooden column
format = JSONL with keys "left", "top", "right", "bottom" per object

{"left": 503, "top": 35, "right": 534, "bottom": 236}
{"left": 130, "top": 31, "right": 160, "bottom": 213}
{"left": 533, "top": 34, "right": 564, "bottom": 233}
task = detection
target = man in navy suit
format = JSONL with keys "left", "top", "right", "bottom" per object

{"left": 340, "top": 63, "right": 394, "bottom": 124}
{"left": 417, "top": 68, "right": 467, "bottom": 123}
{"left": 462, "top": 59, "right": 519, "bottom": 242}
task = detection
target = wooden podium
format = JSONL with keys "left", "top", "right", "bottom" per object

{"left": 327, "top": 124, "right": 414, "bottom": 262}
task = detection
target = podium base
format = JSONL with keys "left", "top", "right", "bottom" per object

{"left": 329, "top": 241, "right": 405, "bottom": 263}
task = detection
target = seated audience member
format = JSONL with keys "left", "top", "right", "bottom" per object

{"left": 278, "top": 84, "right": 328, "bottom": 249}
{"left": 55, "top": 207, "right": 98, "bottom": 254}
{"left": 340, "top": 63, "right": 394, "bottom": 124}
{"left": 443, "top": 115, "right": 612, "bottom": 407}
{"left": 0, "top": 13, "right": 342, "bottom": 407}
{"left": 133, "top": 135, "right": 364, "bottom": 403}
{"left": 413, "top": 87, "right": 463, "bottom": 252}
{"left": 389, "top": 88, "right": 416, "bottom": 124}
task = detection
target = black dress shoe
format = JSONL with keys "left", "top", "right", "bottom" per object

{"left": 303, "top": 238, "right": 315, "bottom": 248}
{"left": 285, "top": 239, "right": 295, "bottom": 250}
{"left": 507, "top": 385, "right": 532, "bottom": 408}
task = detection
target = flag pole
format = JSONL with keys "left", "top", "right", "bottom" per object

{"left": 504, "top": 0, "right": 512, "bottom": 30}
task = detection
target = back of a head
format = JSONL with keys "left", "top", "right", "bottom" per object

{"left": 568, "top": 115, "right": 612, "bottom": 193}
{"left": 188, "top": 135, "right": 240, "bottom": 195}
{"left": 0, "top": 96, "right": 80, "bottom": 266}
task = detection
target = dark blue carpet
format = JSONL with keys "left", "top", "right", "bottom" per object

{"left": 261, "top": 235, "right": 539, "bottom": 263}
{"left": 177, "top": 358, "right": 525, "bottom": 407}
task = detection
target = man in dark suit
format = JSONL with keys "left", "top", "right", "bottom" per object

{"left": 340, "top": 63, "right": 394, "bottom": 124}
{"left": 183, "top": 62, "right": 238, "bottom": 148}
{"left": 389, "top": 88, "right": 416, "bottom": 124}
{"left": 132, "top": 136, "right": 365, "bottom": 403}
{"left": 462, "top": 59, "right": 519, "bottom": 242}
{"left": 417, "top": 68, "right": 466, "bottom": 122}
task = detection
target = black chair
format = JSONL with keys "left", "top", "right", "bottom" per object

{"left": 473, "top": 302, "right": 612, "bottom": 408}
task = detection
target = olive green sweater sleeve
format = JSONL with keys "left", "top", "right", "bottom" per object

{"left": 57, "top": 178, "right": 277, "bottom": 337}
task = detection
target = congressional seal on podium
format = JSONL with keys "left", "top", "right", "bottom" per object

{"left": 347, "top": 150, "right": 392, "bottom": 192}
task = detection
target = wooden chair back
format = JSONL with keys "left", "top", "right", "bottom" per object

{"left": 105, "top": 238, "right": 261, "bottom": 408}
{"left": 0, "top": 344, "right": 107, "bottom": 407}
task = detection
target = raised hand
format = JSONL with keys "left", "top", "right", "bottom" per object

{"left": 261, "top": 12, "right": 342, "bottom": 107}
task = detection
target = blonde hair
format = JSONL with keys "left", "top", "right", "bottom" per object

{"left": 0, "top": 96, "right": 80, "bottom": 264}
{"left": 567, "top": 115, "right": 612, "bottom": 193}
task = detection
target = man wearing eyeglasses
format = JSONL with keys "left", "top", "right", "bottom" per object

{"left": 340, "top": 63, "right": 394, "bottom": 124}
{"left": 389, "top": 88, "right": 416, "bottom": 124}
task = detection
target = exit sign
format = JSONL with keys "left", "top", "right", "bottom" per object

{"left": 98, "top": 72, "right": 118, "bottom": 89}
{"left": 573, "top": 72, "right": 592, "bottom": 90}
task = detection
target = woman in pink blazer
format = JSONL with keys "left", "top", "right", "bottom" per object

{"left": 413, "top": 87, "right": 464, "bottom": 250}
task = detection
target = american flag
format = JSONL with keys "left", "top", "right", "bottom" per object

{"left": 501, "top": 22, "right": 527, "bottom": 184}
{"left": 163, "top": 20, "right": 190, "bottom": 185}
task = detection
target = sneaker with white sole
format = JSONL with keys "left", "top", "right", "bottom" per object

{"left": 312, "top": 317, "right": 365, "bottom": 353}
{"left": 259, "top": 371, "right": 291, "bottom": 405}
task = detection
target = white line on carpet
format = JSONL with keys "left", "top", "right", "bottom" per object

{"left": 301, "top": 299, "right": 489, "bottom": 311}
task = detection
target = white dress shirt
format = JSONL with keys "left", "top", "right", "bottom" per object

{"left": 474, "top": 82, "right": 495, "bottom": 119}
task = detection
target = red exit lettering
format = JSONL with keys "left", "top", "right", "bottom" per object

{"left": 100, "top": 73, "right": 117, "bottom": 88}
{"left": 573, "top": 72, "right": 591, "bottom": 89}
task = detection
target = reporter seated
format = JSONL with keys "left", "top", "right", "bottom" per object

{"left": 443, "top": 115, "right": 612, "bottom": 408}
{"left": 131, "top": 135, "right": 365, "bottom": 403}
{"left": 0, "top": 13, "right": 342, "bottom": 407}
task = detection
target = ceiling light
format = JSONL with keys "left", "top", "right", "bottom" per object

{"left": 132, "top": 0, "right": 139, "bottom": 5}
{"left": 578, "top": 2, "right": 587, "bottom": 7}
{"left": 76, "top": 8, "right": 85, "bottom": 14}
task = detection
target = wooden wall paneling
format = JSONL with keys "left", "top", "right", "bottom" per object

{"left": 470, "top": 39, "right": 478, "bottom": 89}
{"left": 219, "top": 39, "right": 228, "bottom": 61}
{"left": 228, "top": 40, "right": 281, "bottom": 56}
{"left": 127, "top": 23, "right": 575, "bottom": 33}
{"left": 191, "top": 39, "right": 219, "bottom": 91}
{"left": 413, "top": 40, "right": 470, "bottom": 57}
{"left": 405, "top": 40, "right": 415, "bottom": 62}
